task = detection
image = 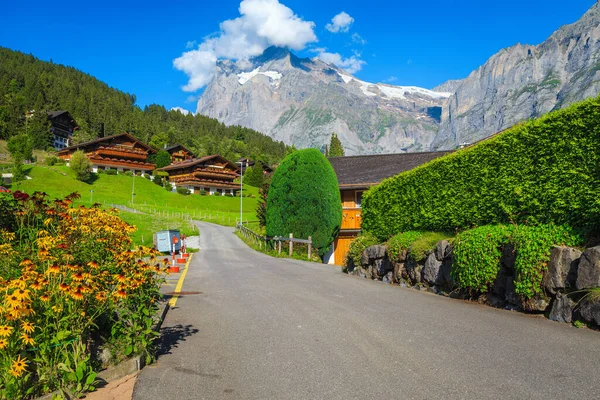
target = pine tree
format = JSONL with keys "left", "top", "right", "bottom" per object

{"left": 329, "top": 133, "right": 344, "bottom": 157}
{"left": 256, "top": 181, "right": 270, "bottom": 228}
{"left": 244, "top": 161, "right": 265, "bottom": 187}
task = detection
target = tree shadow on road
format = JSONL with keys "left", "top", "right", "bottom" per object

{"left": 156, "top": 324, "right": 199, "bottom": 357}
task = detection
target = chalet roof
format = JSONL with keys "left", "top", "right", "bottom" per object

{"left": 328, "top": 151, "right": 453, "bottom": 188}
{"left": 157, "top": 154, "right": 238, "bottom": 172}
{"left": 57, "top": 132, "right": 157, "bottom": 155}
{"left": 165, "top": 144, "right": 194, "bottom": 155}
{"left": 47, "top": 110, "right": 69, "bottom": 119}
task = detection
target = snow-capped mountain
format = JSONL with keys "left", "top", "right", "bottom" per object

{"left": 196, "top": 46, "right": 451, "bottom": 155}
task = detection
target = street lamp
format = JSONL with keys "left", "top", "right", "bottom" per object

{"left": 236, "top": 160, "right": 247, "bottom": 226}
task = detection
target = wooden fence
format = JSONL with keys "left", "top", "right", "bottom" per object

{"left": 236, "top": 223, "right": 313, "bottom": 260}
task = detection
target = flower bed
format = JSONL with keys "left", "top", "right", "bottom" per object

{"left": 0, "top": 191, "right": 167, "bottom": 399}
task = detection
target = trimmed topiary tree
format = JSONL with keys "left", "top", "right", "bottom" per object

{"left": 266, "top": 148, "right": 342, "bottom": 257}
{"left": 70, "top": 150, "right": 92, "bottom": 182}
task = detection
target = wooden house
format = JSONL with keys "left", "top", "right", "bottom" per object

{"left": 47, "top": 111, "right": 79, "bottom": 150}
{"left": 57, "top": 132, "right": 157, "bottom": 174}
{"left": 237, "top": 157, "right": 274, "bottom": 175}
{"left": 157, "top": 154, "right": 240, "bottom": 195}
{"left": 326, "top": 151, "right": 453, "bottom": 266}
{"left": 165, "top": 144, "right": 195, "bottom": 164}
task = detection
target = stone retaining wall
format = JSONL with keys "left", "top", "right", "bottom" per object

{"left": 345, "top": 242, "right": 600, "bottom": 328}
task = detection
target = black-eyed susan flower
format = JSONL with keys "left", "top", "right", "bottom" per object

{"left": 0, "top": 338, "right": 7, "bottom": 349}
{"left": 0, "top": 325, "right": 14, "bottom": 337}
{"left": 20, "top": 333, "right": 35, "bottom": 346}
{"left": 21, "top": 321, "right": 34, "bottom": 334}
{"left": 9, "top": 355, "right": 28, "bottom": 377}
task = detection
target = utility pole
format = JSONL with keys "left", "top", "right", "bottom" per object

{"left": 131, "top": 172, "right": 135, "bottom": 205}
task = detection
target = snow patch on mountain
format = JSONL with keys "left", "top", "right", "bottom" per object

{"left": 238, "top": 68, "right": 283, "bottom": 85}
{"left": 337, "top": 72, "right": 451, "bottom": 100}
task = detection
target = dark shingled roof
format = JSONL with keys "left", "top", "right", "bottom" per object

{"left": 157, "top": 154, "right": 238, "bottom": 172}
{"left": 328, "top": 151, "right": 453, "bottom": 188}
{"left": 165, "top": 144, "right": 194, "bottom": 155}
{"left": 57, "top": 132, "right": 157, "bottom": 155}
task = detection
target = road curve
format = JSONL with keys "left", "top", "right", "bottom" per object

{"left": 134, "top": 222, "right": 600, "bottom": 400}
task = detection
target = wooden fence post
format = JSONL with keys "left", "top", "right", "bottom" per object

{"left": 308, "top": 236, "right": 312, "bottom": 260}
{"left": 289, "top": 233, "right": 293, "bottom": 257}
{"left": 278, "top": 239, "right": 282, "bottom": 255}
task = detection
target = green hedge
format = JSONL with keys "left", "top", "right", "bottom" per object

{"left": 362, "top": 96, "right": 600, "bottom": 241}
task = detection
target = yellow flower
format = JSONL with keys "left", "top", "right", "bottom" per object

{"left": 20, "top": 333, "right": 35, "bottom": 346}
{"left": 114, "top": 289, "right": 127, "bottom": 299}
{"left": 21, "top": 321, "right": 34, "bottom": 334}
{"left": 95, "top": 292, "right": 107, "bottom": 302}
{"left": 0, "top": 338, "right": 7, "bottom": 349}
{"left": 5, "top": 294, "right": 21, "bottom": 309}
{"left": 40, "top": 293, "right": 50, "bottom": 302}
{"left": 72, "top": 273, "right": 84, "bottom": 282}
{"left": 13, "top": 289, "right": 30, "bottom": 301}
{"left": 114, "top": 274, "right": 127, "bottom": 283}
{"left": 0, "top": 325, "right": 13, "bottom": 337}
{"left": 9, "top": 355, "right": 28, "bottom": 377}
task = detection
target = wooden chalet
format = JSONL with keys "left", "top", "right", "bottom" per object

{"left": 57, "top": 133, "right": 157, "bottom": 174}
{"left": 157, "top": 155, "right": 240, "bottom": 195}
{"left": 326, "top": 151, "right": 453, "bottom": 266}
{"left": 237, "top": 157, "right": 274, "bottom": 175}
{"left": 47, "top": 111, "right": 79, "bottom": 150}
{"left": 165, "top": 144, "right": 195, "bottom": 164}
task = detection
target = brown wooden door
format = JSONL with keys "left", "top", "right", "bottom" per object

{"left": 334, "top": 236, "right": 354, "bottom": 266}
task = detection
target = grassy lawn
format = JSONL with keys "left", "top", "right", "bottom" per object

{"left": 9, "top": 164, "right": 260, "bottom": 245}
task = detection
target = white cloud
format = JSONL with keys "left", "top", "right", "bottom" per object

{"left": 318, "top": 51, "right": 366, "bottom": 74}
{"left": 171, "top": 107, "right": 192, "bottom": 116}
{"left": 351, "top": 33, "right": 366, "bottom": 45}
{"left": 185, "top": 40, "right": 197, "bottom": 49}
{"left": 185, "top": 95, "right": 198, "bottom": 103}
{"left": 174, "top": 0, "right": 317, "bottom": 92}
{"left": 325, "top": 11, "right": 354, "bottom": 33}
{"left": 385, "top": 76, "right": 398, "bottom": 83}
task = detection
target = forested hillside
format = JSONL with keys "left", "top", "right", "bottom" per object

{"left": 0, "top": 47, "right": 289, "bottom": 164}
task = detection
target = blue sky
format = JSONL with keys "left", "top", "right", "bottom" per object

{"left": 0, "top": 0, "right": 595, "bottom": 113}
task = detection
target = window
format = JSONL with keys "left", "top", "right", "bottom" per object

{"left": 355, "top": 191, "right": 364, "bottom": 208}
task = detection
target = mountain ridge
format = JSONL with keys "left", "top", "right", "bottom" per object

{"left": 197, "top": 46, "right": 451, "bottom": 155}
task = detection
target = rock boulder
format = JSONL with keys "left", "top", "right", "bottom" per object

{"left": 576, "top": 246, "right": 600, "bottom": 290}
{"left": 543, "top": 246, "right": 581, "bottom": 294}
{"left": 549, "top": 293, "right": 575, "bottom": 323}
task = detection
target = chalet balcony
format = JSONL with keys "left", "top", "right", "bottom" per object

{"left": 193, "top": 170, "right": 237, "bottom": 181}
{"left": 341, "top": 208, "right": 362, "bottom": 230}
{"left": 95, "top": 147, "right": 148, "bottom": 161}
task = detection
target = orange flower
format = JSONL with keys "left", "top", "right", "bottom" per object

{"left": 9, "top": 355, "right": 28, "bottom": 377}
{"left": 87, "top": 261, "right": 99, "bottom": 269}
{"left": 71, "top": 290, "right": 84, "bottom": 301}
{"left": 0, "top": 338, "right": 7, "bottom": 349}
{"left": 59, "top": 283, "right": 69, "bottom": 292}
{"left": 95, "top": 292, "right": 107, "bottom": 302}
{"left": 114, "top": 274, "right": 127, "bottom": 283}
{"left": 46, "top": 264, "right": 60, "bottom": 274}
{"left": 30, "top": 280, "right": 43, "bottom": 290}
{"left": 40, "top": 294, "right": 50, "bottom": 302}
{"left": 114, "top": 289, "right": 127, "bottom": 299}
{"left": 0, "top": 325, "right": 14, "bottom": 337}
{"left": 72, "top": 273, "right": 84, "bottom": 282}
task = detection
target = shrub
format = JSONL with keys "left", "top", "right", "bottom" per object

{"left": 200, "top": 190, "right": 209, "bottom": 196}
{"left": 452, "top": 225, "right": 512, "bottom": 295}
{"left": 452, "top": 224, "right": 583, "bottom": 298}
{"left": 104, "top": 168, "right": 117, "bottom": 175}
{"left": 176, "top": 187, "right": 191, "bottom": 195}
{"left": 70, "top": 150, "right": 92, "bottom": 182}
{"left": 0, "top": 192, "right": 166, "bottom": 398}
{"left": 45, "top": 156, "right": 64, "bottom": 166}
{"left": 124, "top": 170, "right": 133, "bottom": 177}
{"left": 510, "top": 224, "right": 582, "bottom": 298}
{"left": 266, "top": 149, "right": 342, "bottom": 256}
{"left": 386, "top": 231, "right": 425, "bottom": 261}
{"left": 344, "top": 233, "right": 378, "bottom": 270}
{"left": 362, "top": 96, "right": 600, "bottom": 241}
{"left": 410, "top": 232, "right": 454, "bottom": 262}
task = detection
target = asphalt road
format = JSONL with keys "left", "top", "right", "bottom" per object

{"left": 134, "top": 222, "right": 600, "bottom": 400}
